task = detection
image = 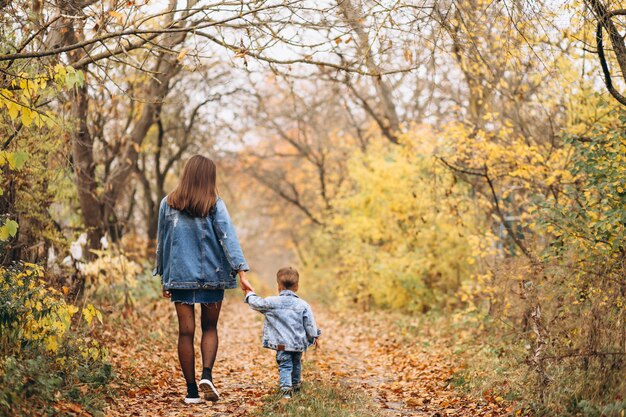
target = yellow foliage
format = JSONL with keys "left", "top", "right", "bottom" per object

{"left": 84, "top": 250, "right": 143, "bottom": 289}
{"left": 0, "top": 263, "right": 104, "bottom": 359}
{"left": 82, "top": 304, "right": 103, "bottom": 326}
{"left": 305, "top": 129, "right": 485, "bottom": 312}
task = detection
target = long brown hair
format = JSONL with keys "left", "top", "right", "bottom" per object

{"left": 167, "top": 155, "right": 217, "bottom": 217}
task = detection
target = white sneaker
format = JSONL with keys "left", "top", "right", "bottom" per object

{"left": 184, "top": 396, "right": 202, "bottom": 404}
{"left": 280, "top": 387, "right": 292, "bottom": 399}
{"left": 184, "top": 384, "right": 202, "bottom": 404}
{"left": 199, "top": 378, "right": 220, "bottom": 401}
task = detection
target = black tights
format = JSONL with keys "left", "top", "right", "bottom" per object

{"left": 175, "top": 302, "right": 222, "bottom": 384}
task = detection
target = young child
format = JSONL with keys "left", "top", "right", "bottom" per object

{"left": 245, "top": 267, "right": 321, "bottom": 398}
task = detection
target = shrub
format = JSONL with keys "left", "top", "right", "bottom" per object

{"left": 304, "top": 130, "right": 484, "bottom": 312}
{"left": 458, "top": 113, "right": 626, "bottom": 416}
{"left": 84, "top": 248, "right": 145, "bottom": 305}
{"left": 0, "top": 263, "right": 112, "bottom": 416}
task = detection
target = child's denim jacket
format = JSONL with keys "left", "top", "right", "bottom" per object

{"left": 245, "top": 290, "right": 321, "bottom": 352}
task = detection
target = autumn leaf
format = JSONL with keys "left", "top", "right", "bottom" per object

{"left": 404, "top": 48, "right": 413, "bottom": 64}
{"left": 177, "top": 49, "right": 188, "bottom": 62}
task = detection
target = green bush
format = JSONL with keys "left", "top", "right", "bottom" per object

{"left": 459, "top": 116, "right": 626, "bottom": 416}
{"left": 0, "top": 263, "right": 113, "bottom": 416}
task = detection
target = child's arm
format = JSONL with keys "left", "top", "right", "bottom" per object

{"left": 244, "top": 291, "right": 274, "bottom": 312}
{"left": 303, "top": 304, "right": 322, "bottom": 342}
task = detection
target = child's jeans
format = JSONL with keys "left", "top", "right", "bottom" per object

{"left": 276, "top": 351, "right": 302, "bottom": 388}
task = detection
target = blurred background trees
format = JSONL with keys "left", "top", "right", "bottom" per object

{"left": 2, "top": 0, "right": 626, "bottom": 415}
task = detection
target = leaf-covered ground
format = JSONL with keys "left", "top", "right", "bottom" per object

{"left": 104, "top": 296, "right": 510, "bottom": 416}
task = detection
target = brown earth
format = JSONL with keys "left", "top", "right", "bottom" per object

{"left": 104, "top": 295, "right": 509, "bottom": 417}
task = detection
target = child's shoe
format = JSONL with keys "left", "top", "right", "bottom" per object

{"left": 199, "top": 368, "right": 219, "bottom": 401}
{"left": 280, "top": 387, "right": 292, "bottom": 399}
{"left": 293, "top": 383, "right": 302, "bottom": 394}
{"left": 184, "top": 382, "right": 202, "bottom": 404}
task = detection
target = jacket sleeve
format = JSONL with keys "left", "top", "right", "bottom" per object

{"left": 245, "top": 292, "right": 274, "bottom": 312}
{"left": 214, "top": 198, "right": 249, "bottom": 272}
{"left": 152, "top": 198, "right": 166, "bottom": 282}
{"left": 303, "top": 304, "right": 321, "bottom": 342}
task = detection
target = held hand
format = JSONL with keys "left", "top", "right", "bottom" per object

{"left": 238, "top": 271, "right": 255, "bottom": 293}
{"left": 240, "top": 279, "right": 254, "bottom": 293}
{"left": 162, "top": 289, "right": 171, "bottom": 298}
{"left": 313, "top": 338, "right": 320, "bottom": 350}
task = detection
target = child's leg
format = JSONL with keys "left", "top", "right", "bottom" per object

{"left": 276, "top": 351, "right": 293, "bottom": 388}
{"left": 291, "top": 352, "right": 303, "bottom": 388}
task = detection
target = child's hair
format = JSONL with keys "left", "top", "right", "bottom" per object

{"left": 277, "top": 266, "right": 299, "bottom": 290}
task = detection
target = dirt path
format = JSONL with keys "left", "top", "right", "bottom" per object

{"left": 105, "top": 296, "right": 275, "bottom": 416}
{"left": 104, "top": 296, "right": 507, "bottom": 417}
{"left": 311, "top": 310, "right": 508, "bottom": 417}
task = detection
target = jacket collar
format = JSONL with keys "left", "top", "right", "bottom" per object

{"left": 279, "top": 290, "right": 299, "bottom": 298}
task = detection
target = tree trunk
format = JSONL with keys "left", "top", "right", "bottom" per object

{"left": 586, "top": 0, "right": 626, "bottom": 106}
{"left": 71, "top": 83, "right": 103, "bottom": 253}
{"left": 55, "top": 1, "right": 189, "bottom": 251}
{"left": 101, "top": 31, "right": 185, "bottom": 239}
{"left": 337, "top": 0, "right": 401, "bottom": 141}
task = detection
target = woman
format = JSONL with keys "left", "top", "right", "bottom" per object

{"left": 153, "top": 155, "right": 254, "bottom": 404}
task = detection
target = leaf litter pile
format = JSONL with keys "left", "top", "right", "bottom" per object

{"left": 103, "top": 296, "right": 511, "bottom": 416}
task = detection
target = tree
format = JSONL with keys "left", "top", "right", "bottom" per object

{"left": 237, "top": 78, "right": 354, "bottom": 228}
{"left": 585, "top": 0, "right": 626, "bottom": 106}
{"left": 134, "top": 72, "right": 236, "bottom": 239}
{"left": 1, "top": 1, "right": 418, "bottom": 252}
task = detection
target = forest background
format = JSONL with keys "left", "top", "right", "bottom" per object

{"left": 1, "top": 0, "right": 626, "bottom": 416}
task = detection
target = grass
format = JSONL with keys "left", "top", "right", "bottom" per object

{"left": 254, "top": 382, "right": 379, "bottom": 417}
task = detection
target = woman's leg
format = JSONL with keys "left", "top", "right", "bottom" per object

{"left": 200, "top": 301, "right": 222, "bottom": 373}
{"left": 175, "top": 303, "right": 196, "bottom": 384}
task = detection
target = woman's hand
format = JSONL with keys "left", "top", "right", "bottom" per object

{"left": 238, "top": 271, "right": 254, "bottom": 293}
{"left": 162, "top": 289, "right": 171, "bottom": 298}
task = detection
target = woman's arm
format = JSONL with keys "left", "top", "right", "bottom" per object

{"left": 154, "top": 199, "right": 170, "bottom": 298}
{"left": 153, "top": 198, "right": 166, "bottom": 279}
{"left": 214, "top": 198, "right": 250, "bottom": 272}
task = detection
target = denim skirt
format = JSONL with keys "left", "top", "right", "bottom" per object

{"left": 170, "top": 289, "right": 224, "bottom": 304}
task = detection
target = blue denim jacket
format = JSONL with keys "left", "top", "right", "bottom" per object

{"left": 245, "top": 290, "right": 321, "bottom": 352}
{"left": 153, "top": 196, "right": 249, "bottom": 290}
